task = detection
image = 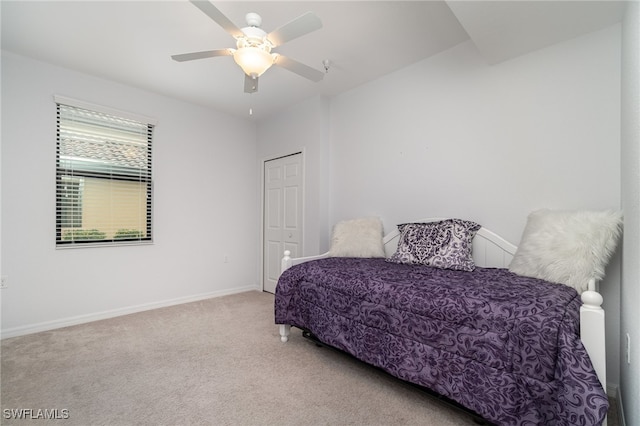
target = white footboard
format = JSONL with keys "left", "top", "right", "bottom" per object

{"left": 280, "top": 250, "right": 328, "bottom": 343}
{"left": 281, "top": 250, "right": 329, "bottom": 272}
{"left": 280, "top": 250, "right": 327, "bottom": 343}
{"left": 580, "top": 279, "right": 607, "bottom": 403}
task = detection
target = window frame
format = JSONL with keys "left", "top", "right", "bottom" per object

{"left": 54, "top": 95, "right": 156, "bottom": 248}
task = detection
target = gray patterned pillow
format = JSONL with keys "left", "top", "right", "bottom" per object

{"left": 386, "top": 219, "right": 481, "bottom": 271}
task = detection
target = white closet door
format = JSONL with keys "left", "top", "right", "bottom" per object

{"left": 263, "top": 153, "right": 303, "bottom": 293}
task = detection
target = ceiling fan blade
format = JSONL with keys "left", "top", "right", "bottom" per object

{"left": 171, "top": 49, "right": 233, "bottom": 62}
{"left": 189, "top": 0, "right": 243, "bottom": 39}
{"left": 244, "top": 74, "right": 259, "bottom": 93}
{"left": 274, "top": 55, "right": 324, "bottom": 82}
{"left": 267, "top": 11, "right": 322, "bottom": 47}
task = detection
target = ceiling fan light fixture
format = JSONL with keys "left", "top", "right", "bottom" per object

{"left": 233, "top": 33, "right": 274, "bottom": 78}
{"left": 233, "top": 46, "right": 274, "bottom": 77}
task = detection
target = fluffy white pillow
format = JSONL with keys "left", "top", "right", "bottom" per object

{"left": 329, "top": 217, "right": 385, "bottom": 258}
{"left": 508, "top": 209, "right": 622, "bottom": 293}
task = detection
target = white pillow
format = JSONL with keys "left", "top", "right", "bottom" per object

{"left": 508, "top": 209, "right": 622, "bottom": 293}
{"left": 329, "top": 217, "right": 385, "bottom": 258}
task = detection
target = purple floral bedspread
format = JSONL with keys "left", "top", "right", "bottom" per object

{"left": 274, "top": 257, "right": 608, "bottom": 426}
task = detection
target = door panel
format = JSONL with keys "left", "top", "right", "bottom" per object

{"left": 266, "top": 188, "right": 281, "bottom": 228}
{"left": 284, "top": 186, "right": 299, "bottom": 229}
{"left": 263, "top": 153, "right": 303, "bottom": 293}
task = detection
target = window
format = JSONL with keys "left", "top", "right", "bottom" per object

{"left": 59, "top": 176, "right": 83, "bottom": 229}
{"left": 55, "top": 97, "right": 155, "bottom": 246}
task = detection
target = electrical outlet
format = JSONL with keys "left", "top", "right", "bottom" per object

{"left": 0, "top": 276, "right": 7, "bottom": 289}
{"left": 627, "top": 333, "right": 631, "bottom": 364}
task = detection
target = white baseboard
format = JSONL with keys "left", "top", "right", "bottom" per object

{"left": 1, "top": 285, "right": 261, "bottom": 339}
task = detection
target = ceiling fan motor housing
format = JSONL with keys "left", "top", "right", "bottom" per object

{"left": 245, "top": 12, "right": 262, "bottom": 28}
{"left": 237, "top": 25, "right": 271, "bottom": 50}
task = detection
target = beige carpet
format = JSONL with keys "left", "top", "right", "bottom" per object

{"left": 1, "top": 291, "right": 619, "bottom": 426}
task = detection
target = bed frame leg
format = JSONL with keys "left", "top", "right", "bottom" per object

{"left": 279, "top": 324, "right": 291, "bottom": 343}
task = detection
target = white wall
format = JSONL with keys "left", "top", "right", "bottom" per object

{"left": 620, "top": 2, "right": 640, "bottom": 425}
{"left": 1, "top": 51, "right": 259, "bottom": 337}
{"left": 257, "top": 96, "right": 331, "bottom": 256}
{"left": 329, "top": 27, "right": 621, "bottom": 244}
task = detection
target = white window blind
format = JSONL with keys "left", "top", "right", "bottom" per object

{"left": 55, "top": 99, "right": 154, "bottom": 246}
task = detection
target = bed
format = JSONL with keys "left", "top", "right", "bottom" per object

{"left": 275, "top": 213, "right": 621, "bottom": 426}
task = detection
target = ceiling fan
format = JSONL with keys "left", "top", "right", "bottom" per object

{"left": 172, "top": 0, "right": 325, "bottom": 93}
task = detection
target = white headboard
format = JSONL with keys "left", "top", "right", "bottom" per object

{"left": 282, "top": 218, "right": 518, "bottom": 272}
{"left": 381, "top": 218, "right": 517, "bottom": 268}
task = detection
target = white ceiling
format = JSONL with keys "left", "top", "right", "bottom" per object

{"left": 1, "top": 1, "right": 628, "bottom": 120}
